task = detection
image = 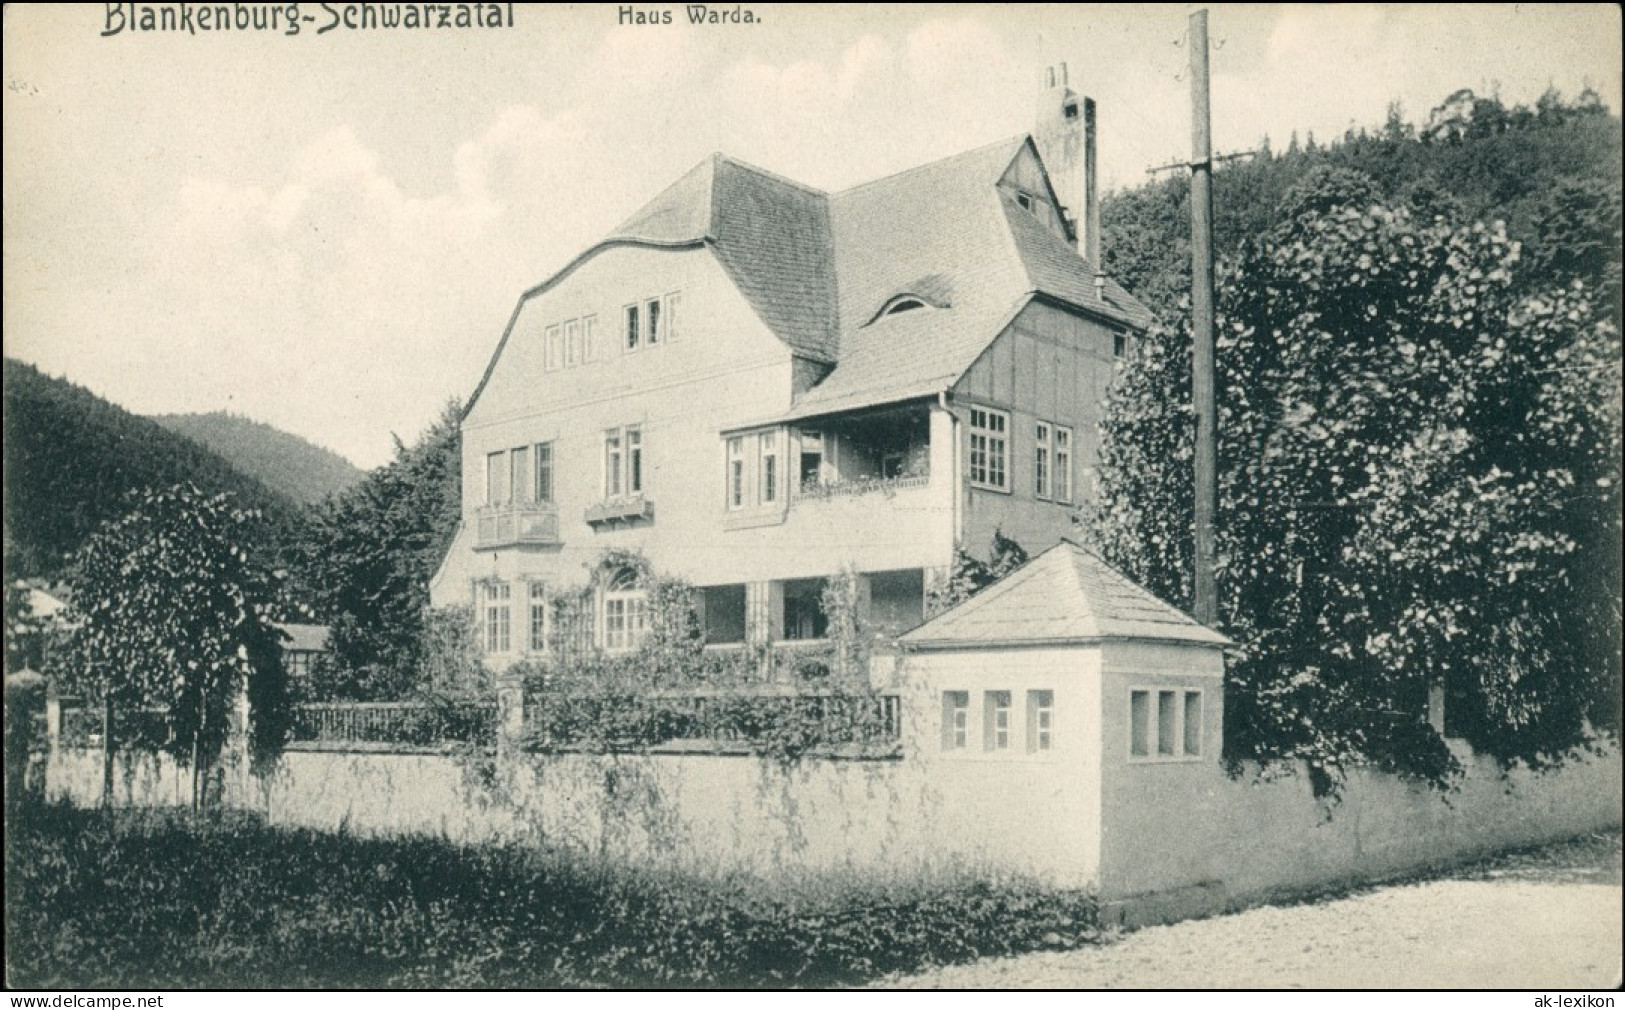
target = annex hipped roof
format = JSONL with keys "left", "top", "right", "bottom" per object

{"left": 900, "top": 540, "right": 1231, "bottom": 650}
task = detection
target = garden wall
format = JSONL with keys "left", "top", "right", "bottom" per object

{"left": 45, "top": 744, "right": 1089, "bottom": 885}
{"left": 46, "top": 733, "right": 1621, "bottom": 916}
{"left": 1098, "top": 743, "right": 1623, "bottom": 926}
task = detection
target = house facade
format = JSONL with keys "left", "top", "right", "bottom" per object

{"left": 429, "top": 66, "right": 1155, "bottom": 666}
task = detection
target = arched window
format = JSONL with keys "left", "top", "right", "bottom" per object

{"left": 885, "top": 297, "right": 927, "bottom": 316}
{"left": 601, "top": 567, "right": 648, "bottom": 653}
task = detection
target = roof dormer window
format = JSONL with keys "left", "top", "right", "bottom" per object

{"left": 886, "top": 298, "right": 927, "bottom": 316}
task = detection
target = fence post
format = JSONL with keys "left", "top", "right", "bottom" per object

{"left": 496, "top": 674, "right": 525, "bottom": 762}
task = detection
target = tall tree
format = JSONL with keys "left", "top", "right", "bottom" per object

{"left": 1092, "top": 168, "right": 1621, "bottom": 795}
{"left": 296, "top": 402, "right": 462, "bottom": 697}
{"left": 64, "top": 485, "right": 287, "bottom": 808}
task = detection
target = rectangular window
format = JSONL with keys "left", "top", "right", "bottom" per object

{"left": 510, "top": 445, "right": 532, "bottom": 504}
{"left": 1158, "top": 690, "right": 1178, "bottom": 756}
{"left": 534, "top": 442, "right": 554, "bottom": 503}
{"left": 624, "top": 304, "right": 640, "bottom": 352}
{"left": 1035, "top": 422, "right": 1051, "bottom": 499}
{"left": 486, "top": 450, "right": 509, "bottom": 506}
{"left": 626, "top": 426, "right": 643, "bottom": 494}
{"left": 727, "top": 437, "right": 745, "bottom": 510}
{"left": 605, "top": 428, "right": 623, "bottom": 497}
{"left": 603, "top": 591, "right": 647, "bottom": 653}
{"left": 1130, "top": 690, "right": 1151, "bottom": 757}
{"left": 1183, "top": 691, "right": 1203, "bottom": 757}
{"left": 942, "top": 691, "right": 969, "bottom": 750}
{"left": 664, "top": 291, "right": 681, "bottom": 341}
{"left": 582, "top": 314, "right": 597, "bottom": 363}
{"left": 968, "top": 407, "right": 1008, "bottom": 490}
{"left": 528, "top": 582, "right": 549, "bottom": 653}
{"left": 1054, "top": 427, "right": 1073, "bottom": 503}
{"left": 1027, "top": 690, "right": 1054, "bottom": 752}
{"left": 544, "top": 325, "right": 562, "bottom": 371}
{"left": 1113, "top": 332, "right": 1128, "bottom": 359}
{"left": 984, "top": 690, "right": 1012, "bottom": 751}
{"left": 759, "top": 431, "right": 778, "bottom": 505}
{"left": 482, "top": 582, "right": 511, "bottom": 654}
{"left": 565, "top": 318, "right": 581, "bottom": 368}
{"left": 645, "top": 297, "right": 663, "bottom": 345}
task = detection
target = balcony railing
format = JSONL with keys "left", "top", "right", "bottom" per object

{"left": 474, "top": 504, "right": 560, "bottom": 550}
{"left": 793, "top": 472, "right": 930, "bottom": 501}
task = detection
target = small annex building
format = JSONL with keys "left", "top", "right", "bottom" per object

{"left": 899, "top": 538, "right": 1230, "bottom": 899}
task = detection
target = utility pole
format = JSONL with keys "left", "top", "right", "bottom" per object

{"left": 1189, "top": 8, "right": 1218, "bottom": 626}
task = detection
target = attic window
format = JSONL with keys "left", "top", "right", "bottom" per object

{"left": 886, "top": 298, "right": 927, "bottom": 316}
{"left": 1064, "top": 101, "right": 1079, "bottom": 120}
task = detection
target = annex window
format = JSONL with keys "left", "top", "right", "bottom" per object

{"left": 727, "top": 437, "right": 746, "bottom": 510}
{"left": 624, "top": 303, "right": 640, "bottom": 352}
{"left": 1054, "top": 427, "right": 1073, "bottom": 503}
{"left": 1035, "top": 422, "right": 1051, "bottom": 499}
{"left": 534, "top": 442, "right": 554, "bottom": 504}
{"left": 984, "top": 691, "right": 1012, "bottom": 751}
{"left": 527, "top": 582, "right": 550, "bottom": 654}
{"left": 1129, "top": 687, "right": 1204, "bottom": 761}
{"left": 481, "top": 581, "right": 511, "bottom": 654}
{"left": 1027, "top": 690, "right": 1054, "bottom": 753}
{"left": 602, "top": 569, "right": 647, "bottom": 654}
{"left": 942, "top": 691, "right": 969, "bottom": 751}
{"left": 759, "top": 431, "right": 778, "bottom": 505}
{"left": 968, "top": 407, "right": 1009, "bottom": 491}
{"left": 486, "top": 450, "right": 510, "bottom": 506}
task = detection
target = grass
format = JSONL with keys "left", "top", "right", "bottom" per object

{"left": 4, "top": 802, "right": 1100, "bottom": 989}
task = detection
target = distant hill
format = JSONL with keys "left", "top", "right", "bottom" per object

{"left": 149, "top": 411, "right": 365, "bottom": 507}
{"left": 2, "top": 359, "right": 302, "bottom": 580}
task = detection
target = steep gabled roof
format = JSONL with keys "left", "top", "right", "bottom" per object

{"left": 610, "top": 154, "right": 839, "bottom": 362}
{"left": 466, "top": 134, "right": 1155, "bottom": 423}
{"left": 900, "top": 540, "right": 1230, "bottom": 650}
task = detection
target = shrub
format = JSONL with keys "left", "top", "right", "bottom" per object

{"left": 5, "top": 806, "right": 1098, "bottom": 988}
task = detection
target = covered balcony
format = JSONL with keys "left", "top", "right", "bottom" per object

{"left": 791, "top": 403, "right": 932, "bottom": 501}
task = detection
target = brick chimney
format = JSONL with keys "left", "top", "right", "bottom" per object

{"left": 1033, "top": 62, "right": 1100, "bottom": 266}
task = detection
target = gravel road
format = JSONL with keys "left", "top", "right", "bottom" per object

{"left": 882, "top": 832, "right": 1622, "bottom": 989}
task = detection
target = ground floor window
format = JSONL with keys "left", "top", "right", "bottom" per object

{"left": 481, "top": 581, "right": 511, "bottom": 654}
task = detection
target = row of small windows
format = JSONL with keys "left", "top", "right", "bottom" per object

{"left": 543, "top": 316, "right": 597, "bottom": 372}
{"left": 625, "top": 292, "right": 681, "bottom": 352}
{"left": 968, "top": 407, "right": 1073, "bottom": 500}
{"left": 486, "top": 443, "right": 555, "bottom": 506}
{"left": 941, "top": 690, "right": 1054, "bottom": 754}
{"left": 479, "top": 573, "right": 648, "bottom": 656}
{"left": 1130, "top": 688, "right": 1203, "bottom": 760}
{"left": 540, "top": 290, "right": 682, "bottom": 373}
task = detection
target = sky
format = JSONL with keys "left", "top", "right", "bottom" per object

{"left": 4, "top": 3, "right": 1620, "bottom": 469}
